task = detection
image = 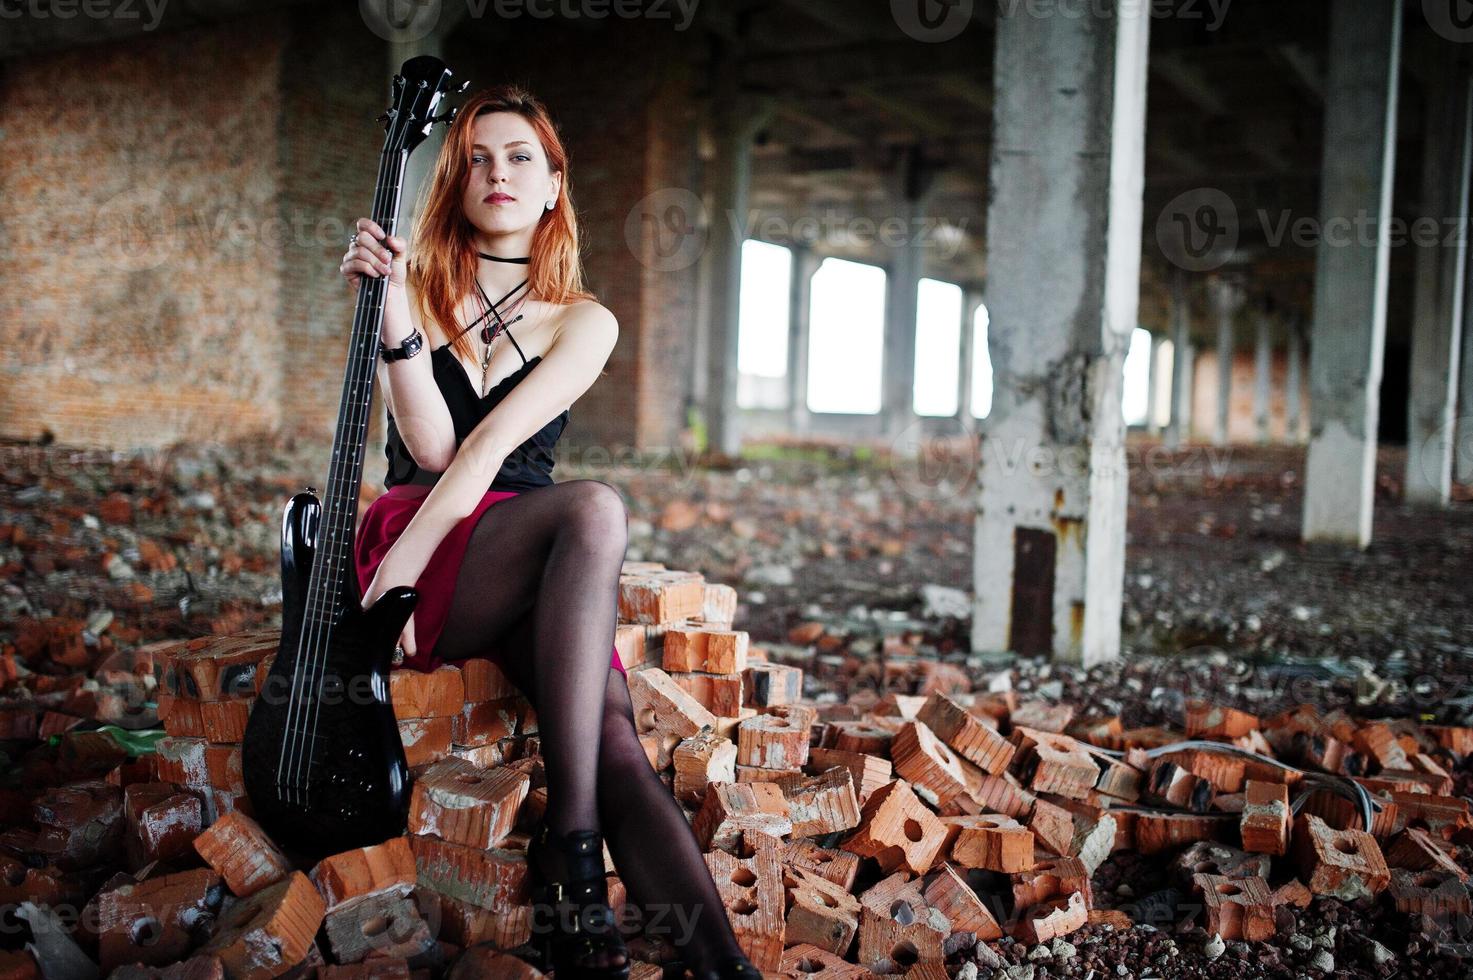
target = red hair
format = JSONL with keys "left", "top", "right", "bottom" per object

{"left": 406, "top": 84, "right": 594, "bottom": 364}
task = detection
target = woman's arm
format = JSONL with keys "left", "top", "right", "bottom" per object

{"left": 363, "top": 301, "right": 619, "bottom": 596}
{"left": 378, "top": 285, "right": 458, "bottom": 471}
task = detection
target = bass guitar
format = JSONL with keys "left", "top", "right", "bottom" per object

{"left": 242, "top": 55, "right": 466, "bottom": 859}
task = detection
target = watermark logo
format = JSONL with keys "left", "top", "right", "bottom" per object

{"left": 891, "top": 0, "right": 973, "bottom": 42}
{"left": 0, "top": 0, "right": 170, "bottom": 31}
{"left": 1424, "top": 0, "right": 1473, "bottom": 43}
{"left": 885, "top": 422, "right": 980, "bottom": 502}
{"left": 1156, "top": 187, "right": 1238, "bottom": 271}
{"left": 360, "top": 0, "right": 443, "bottom": 42}
{"left": 92, "top": 186, "right": 180, "bottom": 273}
{"left": 1412, "top": 415, "right": 1473, "bottom": 493}
{"left": 626, "top": 187, "right": 708, "bottom": 272}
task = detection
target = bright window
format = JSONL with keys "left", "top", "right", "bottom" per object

{"left": 1122, "top": 326, "right": 1152, "bottom": 425}
{"left": 914, "top": 278, "right": 963, "bottom": 417}
{"left": 736, "top": 240, "right": 792, "bottom": 409}
{"left": 807, "top": 258, "right": 886, "bottom": 414}
{"left": 970, "top": 304, "right": 993, "bottom": 419}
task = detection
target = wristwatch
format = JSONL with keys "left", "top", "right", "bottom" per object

{"left": 379, "top": 328, "right": 424, "bottom": 362}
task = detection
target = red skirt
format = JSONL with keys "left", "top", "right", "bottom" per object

{"left": 353, "top": 483, "right": 626, "bottom": 676}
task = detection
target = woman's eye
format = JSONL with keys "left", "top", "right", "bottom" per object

{"left": 471, "top": 155, "right": 486, "bottom": 165}
{"left": 513, "top": 154, "right": 531, "bottom": 162}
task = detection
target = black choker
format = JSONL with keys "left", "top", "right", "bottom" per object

{"left": 478, "top": 252, "right": 530, "bottom": 264}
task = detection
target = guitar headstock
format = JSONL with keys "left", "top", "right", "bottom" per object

{"left": 378, "top": 55, "right": 470, "bottom": 156}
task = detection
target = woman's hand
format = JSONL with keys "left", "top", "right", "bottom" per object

{"left": 361, "top": 555, "right": 420, "bottom": 665}
{"left": 341, "top": 217, "right": 408, "bottom": 295}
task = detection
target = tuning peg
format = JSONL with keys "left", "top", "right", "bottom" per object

{"left": 458, "top": 79, "right": 471, "bottom": 93}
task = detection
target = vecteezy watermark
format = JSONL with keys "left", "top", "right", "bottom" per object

{"left": 360, "top": 0, "right": 701, "bottom": 41}
{"left": 1412, "top": 414, "right": 1473, "bottom": 493}
{"left": 1156, "top": 188, "right": 1240, "bottom": 272}
{"left": 890, "top": 0, "right": 975, "bottom": 42}
{"left": 731, "top": 209, "right": 971, "bottom": 261}
{"left": 987, "top": 0, "right": 1232, "bottom": 30}
{"left": 470, "top": 0, "right": 702, "bottom": 29}
{"left": 885, "top": 422, "right": 981, "bottom": 503}
{"left": 625, "top": 187, "right": 708, "bottom": 273}
{"left": 1157, "top": 188, "right": 1473, "bottom": 271}
{"left": 625, "top": 192, "right": 971, "bottom": 272}
{"left": 87, "top": 189, "right": 400, "bottom": 273}
{"left": 0, "top": 0, "right": 169, "bottom": 31}
{"left": 1424, "top": 0, "right": 1473, "bottom": 43}
{"left": 360, "top": 0, "right": 444, "bottom": 42}
{"left": 0, "top": 443, "right": 175, "bottom": 485}
{"left": 529, "top": 898, "right": 702, "bottom": 948}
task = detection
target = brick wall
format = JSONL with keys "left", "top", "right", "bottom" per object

{"left": 0, "top": 14, "right": 290, "bottom": 448}
{"left": 1191, "top": 349, "right": 1311, "bottom": 443}
{"left": 273, "top": 2, "right": 392, "bottom": 483}
{"left": 2, "top": 8, "right": 702, "bottom": 461}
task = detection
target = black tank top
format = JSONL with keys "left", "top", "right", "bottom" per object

{"left": 382, "top": 326, "right": 570, "bottom": 493}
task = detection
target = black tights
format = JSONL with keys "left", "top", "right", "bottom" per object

{"left": 432, "top": 480, "right": 744, "bottom": 973}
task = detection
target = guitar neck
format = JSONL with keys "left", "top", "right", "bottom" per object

{"left": 309, "top": 146, "right": 412, "bottom": 622}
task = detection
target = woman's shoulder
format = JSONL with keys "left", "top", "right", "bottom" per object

{"left": 551, "top": 299, "right": 617, "bottom": 343}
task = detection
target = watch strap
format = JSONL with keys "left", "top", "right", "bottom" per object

{"left": 379, "top": 328, "right": 424, "bottom": 362}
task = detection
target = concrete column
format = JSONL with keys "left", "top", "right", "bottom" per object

{"left": 1146, "top": 331, "right": 1163, "bottom": 435}
{"left": 703, "top": 42, "right": 773, "bottom": 459}
{"left": 972, "top": 2, "right": 1150, "bottom": 667}
{"left": 1165, "top": 267, "right": 1193, "bottom": 449}
{"left": 1406, "top": 65, "right": 1472, "bottom": 505}
{"left": 959, "top": 290, "right": 984, "bottom": 435}
{"left": 882, "top": 152, "right": 937, "bottom": 439}
{"left": 786, "top": 247, "right": 818, "bottom": 435}
{"left": 1303, "top": 0, "right": 1402, "bottom": 547}
{"left": 1182, "top": 342, "right": 1198, "bottom": 438}
{"left": 883, "top": 194, "right": 922, "bottom": 438}
{"left": 1460, "top": 265, "right": 1473, "bottom": 484}
{"left": 1287, "top": 322, "right": 1305, "bottom": 444}
{"left": 1211, "top": 277, "right": 1242, "bottom": 447}
{"left": 1253, "top": 309, "right": 1272, "bottom": 444}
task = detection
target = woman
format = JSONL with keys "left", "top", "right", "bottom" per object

{"left": 344, "top": 85, "right": 758, "bottom": 980}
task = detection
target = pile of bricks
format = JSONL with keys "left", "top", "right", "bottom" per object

{"left": 1, "top": 559, "right": 1472, "bottom": 978}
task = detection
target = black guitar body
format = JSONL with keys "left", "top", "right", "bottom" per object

{"left": 242, "top": 491, "right": 417, "bottom": 858}
{"left": 241, "top": 55, "right": 466, "bottom": 861}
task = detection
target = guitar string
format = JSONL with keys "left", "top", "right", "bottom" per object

{"left": 290, "top": 142, "right": 397, "bottom": 797}
{"left": 280, "top": 140, "right": 400, "bottom": 802}
{"left": 294, "top": 144, "right": 400, "bottom": 795}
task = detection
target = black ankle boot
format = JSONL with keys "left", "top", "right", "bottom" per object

{"left": 526, "top": 823, "right": 631, "bottom": 980}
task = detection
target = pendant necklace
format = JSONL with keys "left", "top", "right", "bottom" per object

{"left": 475, "top": 280, "right": 531, "bottom": 398}
{"left": 446, "top": 276, "right": 530, "bottom": 398}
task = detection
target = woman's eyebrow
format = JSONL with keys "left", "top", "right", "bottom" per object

{"left": 471, "top": 141, "right": 532, "bottom": 150}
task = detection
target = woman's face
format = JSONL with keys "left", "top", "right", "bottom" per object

{"left": 461, "top": 111, "right": 562, "bottom": 238}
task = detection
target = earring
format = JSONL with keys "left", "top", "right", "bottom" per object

{"left": 544, "top": 200, "right": 555, "bottom": 210}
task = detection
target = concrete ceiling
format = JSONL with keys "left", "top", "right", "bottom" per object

{"left": 1, "top": 0, "right": 1452, "bottom": 347}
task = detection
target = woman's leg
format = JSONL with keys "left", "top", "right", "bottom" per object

{"left": 594, "top": 667, "right": 747, "bottom": 975}
{"left": 432, "top": 479, "right": 629, "bottom": 837}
